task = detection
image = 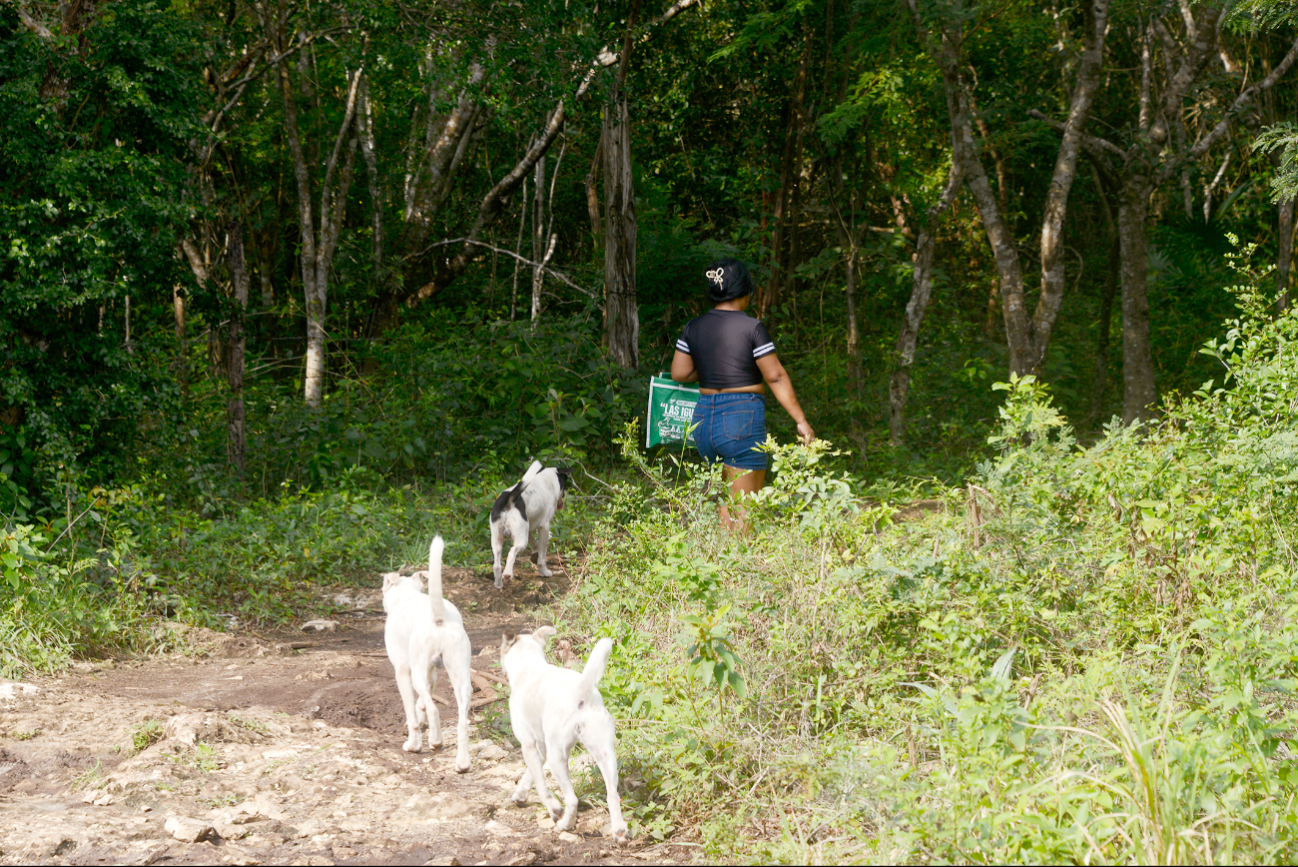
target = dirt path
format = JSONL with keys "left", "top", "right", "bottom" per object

{"left": 0, "top": 563, "right": 692, "bottom": 866}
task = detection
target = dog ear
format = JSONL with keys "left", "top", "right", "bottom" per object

{"left": 501, "top": 632, "right": 516, "bottom": 653}
{"left": 533, "top": 625, "right": 557, "bottom": 643}
{"left": 381, "top": 572, "right": 400, "bottom": 593}
{"left": 556, "top": 468, "right": 573, "bottom": 491}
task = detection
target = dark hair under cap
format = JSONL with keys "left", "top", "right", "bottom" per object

{"left": 704, "top": 258, "right": 755, "bottom": 304}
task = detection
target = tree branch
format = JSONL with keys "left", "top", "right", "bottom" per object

{"left": 415, "top": 237, "right": 595, "bottom": 297}
{"left": 1187, "top": 32, "right": 1298, "bottom": 165}
{"left": 1027, "top": 109, "right": 1125, "bottom": 161}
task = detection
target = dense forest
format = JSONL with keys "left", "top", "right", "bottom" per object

{"left": 6, "top": 0, "right": 1298, "bottom": 862}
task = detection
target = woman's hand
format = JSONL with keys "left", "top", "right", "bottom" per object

{"left": 796, "top": 419, "right": 815, "bottom": 445}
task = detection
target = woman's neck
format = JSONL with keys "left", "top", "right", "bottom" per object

{"left": 714, "top": 298, "right": 749, "bottom": 312}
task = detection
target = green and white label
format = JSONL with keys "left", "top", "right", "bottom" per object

{"left": 646, "top": 375, "right": 700, "bottom": 448}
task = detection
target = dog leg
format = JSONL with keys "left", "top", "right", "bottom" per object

{"left": 492, "top": 521, "right": 506, "bottom": 589}
{"left": 502, "top": 542, "right": 525, "bottom": 584}
{"left": 515, "top": 739, "right": 564, "bottom": 821}
{"left": 445, "top": 641, "right": 473, "bottom": 774}
{"left": 394, "top": 662, "right": 422, "bottom": 753}
{"left": 545, "top": 738, "right": 580, "bottom": 832}
{"left": 422, "top": 664, "right": 443, "bottom": 750}
{"left": 584, "top": 717, "right": 630, "bottom": 844}
{"left": 535, "top": 524, "right": 553, "bottom": 577}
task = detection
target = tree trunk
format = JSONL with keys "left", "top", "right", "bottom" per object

{"left": 277, "top": 36, "right": 362, "bottom": 407}
{"left": 763, "top": 27, "right": 812, "bottom": 320}
{"left": 227, "top": 222, "right": 249, "bottom": 478}
{"left": 1279, "top": 190, "right": 1295, "bottom": 312}
{"left": 585, "top": 134, "right": 604, "bottom": 245}
{"left": 603, "top": 94, "right": 639, "bottom": 369}
{"left": 1087, "top": 231, "right": 1120, "bottom": 427}
{"left": 889, "top": 159, "right": 964, "bottom": 447}
{"left": 1119, "top": 175, "right": 1156, "bottom": 423}
{"left": 1032, "top": 0, "right": 1108, "bottom": 372}
{"left": 173, "top": 283, "right": 188, "bottom": 398}
{"left": 531, "top": 132, "right": 547, "bottom": 321}
{"left": 1279, "top": 196, "right": 1295, "bottom": 311}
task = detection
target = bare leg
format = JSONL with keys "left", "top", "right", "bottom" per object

{"left": 719, "top": 466, "right": 765, "bottom": 533}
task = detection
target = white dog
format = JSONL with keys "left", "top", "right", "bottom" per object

{"left": 382, "top": 536, "right": 473, "bottom": 772}
{"left": 490, "top": 461, "right": 572, "bottom": 589}
{"left": 501, "top": 627, "right": 629, "bottom": 844}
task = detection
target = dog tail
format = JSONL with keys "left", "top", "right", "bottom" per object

{"left": 427, "top": 535, "right": 447, "bottom": 626}
{"left": 521, "top": 459, "right": 543, "bottom": 483}
{"left": 574, "top": 637, "right": 613, "bottom": 706}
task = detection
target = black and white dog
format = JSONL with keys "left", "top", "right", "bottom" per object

{"left": 490, "top": 461, "right": 572, "bottom": 589}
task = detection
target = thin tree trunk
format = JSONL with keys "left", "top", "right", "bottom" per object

{"left": 843, "top": 244, "right": 861, "bottom": 390}
{"left": 359, "top": 77, "right": 384, "bottom": 280}
{"left": 1087, "top": 231, "right": 1121, "bottom": 428}
{"left": 278, "top": 34, "right": 362, "bottom": 407}
{"left": 585, "top": 133, "right": 604, "bottom": 245}
{"left": 889, "top": 159, "right": 964, "bottom": 447}
{"left": 764, "top": 27, "right": 812, "bottom": 319}
{"left": 1279, "top": 196, "right": 1295, "bottom": 311}
{"left": 1119, "top": 174, "right": 1156, "bottom": 423}
{"left": 531, "top": 128, "right": 547, "bottom": 321}
{"left": 602, "top": 0, "right": 642, "bottom": 369}
{"left": 511, "top": 175, "right": 527, "bottom": 321}
{"left": 1033, "top": 0, "right": 1109, "bottom": 372}
{"left": 173, "top": 284, "right": 188, "bottom": 398}
{"left": 228, "top": 221, "right": 249, "bottom": 478}
{"left": 603, "top": 93, "right": 639, "bottom": 369}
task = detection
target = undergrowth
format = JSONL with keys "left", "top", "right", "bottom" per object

{"left": 4, "top": 257, "right": 1298, "bottom": 861}
{"left": 546, "top": 269, "right": 1298, "bottom": 863}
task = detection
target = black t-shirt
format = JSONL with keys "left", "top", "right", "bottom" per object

{"left": 675, "top": 309, "right": 776, "bottom": 390}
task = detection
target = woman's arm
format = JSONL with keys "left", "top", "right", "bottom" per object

{"left": 671, "top": 350, "right": 699, "bottom": 383}
{"left": 756, "top": 353, "right": 814, "bottom": 444}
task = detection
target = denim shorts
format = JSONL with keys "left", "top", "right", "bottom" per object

{"left": 690, "top": 393, "right": 768, "bottom": 471}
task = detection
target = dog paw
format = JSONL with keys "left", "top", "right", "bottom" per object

{"left": 402, "top": 738, "right": 422, "bottom": 753}
{"left": 455, "top": 759, "right": 470, "bottom": 774}
{"left": 537, "top": 567, "right": 553, "bottom": 578}
{"left": 612, "top": 827, "right": 631, "bottom": 846}
{"left": 548, "top": 806, "right": 564, "bottom": 823}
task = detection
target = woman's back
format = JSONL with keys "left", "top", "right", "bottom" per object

{"left": 676, "top": 309, "right": 775, "bottom": 391}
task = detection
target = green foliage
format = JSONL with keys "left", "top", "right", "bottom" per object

{"left": 130, "top": 718, "right": 164, "bottom": 753}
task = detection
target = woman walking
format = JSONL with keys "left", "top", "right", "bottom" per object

{"left": 671, "top": 258, "right": 815, "bottom": 531}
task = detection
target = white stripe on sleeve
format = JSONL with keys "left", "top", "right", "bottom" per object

{"left": 676, "top": 339, "right": 691, "bottom": 354}
{"left": 752, "top": 342, "right": 776, "bottom": 358}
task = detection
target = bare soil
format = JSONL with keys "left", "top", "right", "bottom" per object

{"left": 0, "top": 562, "right": 692, "bottom": 866}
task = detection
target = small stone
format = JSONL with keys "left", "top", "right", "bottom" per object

{"left": 504, "top": 854, "right": 536, "bottom": 866}
{"left": 165, "top": 816, "right": 216, "bottom": 843}
{"left": 301, "top": 620, "right": 338, "bottom": 633}
{"left": 557, "top": 831, "right": 580, "bottom": 844}
{"left": 484, "top": 819, "right": 519, "bottom": 836}
{"left": 423, "top": 858, "right": 460, "bottom": 867}
{"left": 535, "top": 816, "right": 555, "bottom": 830}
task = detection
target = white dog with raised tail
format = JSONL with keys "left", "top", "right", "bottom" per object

{"left": 501, "top": 627, "right": 629, "bottom": 844}
{"left": 381, "top": 536, "right": 473, "bottom": 772}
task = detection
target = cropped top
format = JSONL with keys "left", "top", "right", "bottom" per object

{"left": 675, "top": 309, "right": 777, "bottom": 390}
